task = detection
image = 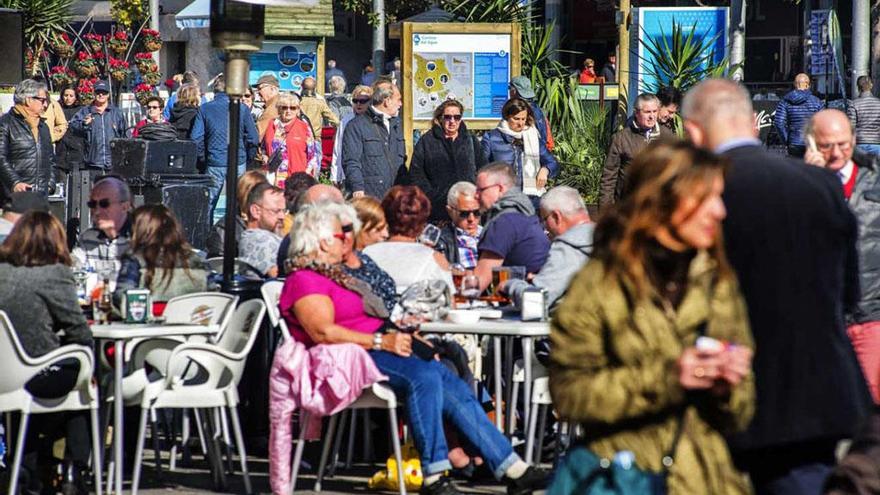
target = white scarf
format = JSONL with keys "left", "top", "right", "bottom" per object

{"left": 497, "top": 119, "right": 542, "bottom": 194}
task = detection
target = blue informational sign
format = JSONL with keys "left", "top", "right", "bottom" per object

{"left": 250, "top": 41, "right": 318, "bottom": 92}
{"left": 411, "top": 33, "right": 512, "bottom": 120}
{"left": 631, "top": 7, "right": 729, "bottom": 103}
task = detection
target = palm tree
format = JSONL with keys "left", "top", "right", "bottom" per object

{"left": 0, "top": 0, "right": 73, "bottom": 76}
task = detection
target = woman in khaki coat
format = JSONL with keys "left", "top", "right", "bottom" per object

{"left": 550, "top": 140, "right": 756, "bottom": 494}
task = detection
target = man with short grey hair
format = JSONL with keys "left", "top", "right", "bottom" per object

{"left": 341, "top": 80, "right": 405, "bottom": 198}
{"left": 72, "top": 176, "right": 132, "bottom": 279}
{"left": 0, "top": 79, "right": 55, "bottom": 204}
{"left": 435, "top": 181, "right": 482, "bottom": 269}
{"left": 847, "top": 75, "right": 880, "bottom": 157}
{"left": 599, "top": 92, "right": 673, "bottom": 208}
{"left": 327, "top": 75, "right": 352, "bottom": 121}
{"left": 501, "top": 185, "right": 593, "bottom": 310}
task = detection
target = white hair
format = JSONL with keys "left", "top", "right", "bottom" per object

{"left": 540, "top": 186, "right": 586, "bottom": 216}
{"left": 13, "top": 79, "right": 47, "bottom": 105}
{"left": 287, "top": 203, "right": 338, "bottom": 259}
{"left": 328, "top": 75, "right": 347, "bottom": 95}
{"left": 327, "top": 201, "right": 362, "bottom": 235}
{"left": 446, "top": 181, "right": 476, "bottom": 207}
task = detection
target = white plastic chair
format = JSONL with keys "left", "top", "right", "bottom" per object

{"left": 524, "top": 377, "right": 553, "bottom": 464}
{"left": 509, "top": 359, "right": 549, "bottom": 434}
{"left": 289, "top": 382, "right": 406, "bottom": 495}
{"left": 261, "top": 280, "right": 292, "bottom": 341}
{"left": 0, "top": 311, "right": 103, "bottom": 495}
{"left": 130, "top": 299, "right": 267, "bottom": 495}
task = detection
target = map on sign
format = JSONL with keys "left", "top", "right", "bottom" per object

{"left": 411, "top": 33, "right": 511, "bottom": 120}
{"left": 412, "top": 53, "right": 473, "bottom": 118}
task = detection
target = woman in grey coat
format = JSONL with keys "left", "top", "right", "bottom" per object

{"left": 0, "top": 211, "right": 94, "bottom": 495}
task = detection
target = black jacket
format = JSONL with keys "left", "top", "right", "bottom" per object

{"left": 341, "top": 107, "right": 406, "bottom": 198}
{"left": 57, "top": 104, "right": 84, "bottom": 171}
{"left": 405, "top": 124, "right": 484, "bottom": 221}
{"left": 435, "top": 222, "right": 460, "bottom": 266}
{"left": 849, "top": 150, "right": 880, "bottom": 323}
{"left": 169, "top": 104, "right": 199, "bottom": 140}
{"left": 721, "top": 143, "right": 871, "bottom": 453}
{"left": 0, "top": 107, "right": 55, "bottom": 202}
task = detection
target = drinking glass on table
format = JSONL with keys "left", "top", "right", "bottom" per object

{"left": 450, "top": 263, "right": 465, "bottom": 294}
{"left": 460, "top": 274, "right": 481, "bottom": 308}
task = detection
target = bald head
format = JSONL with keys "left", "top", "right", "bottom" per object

{"left": 305, "top": 184, "right": 343, "bottom": 204}
{"left": 804, "top": 109, "right": 855, "bottom": 172}
{"left": 795, "top": 73, "right": 811, "bottom": 90}
{"left": 681, "top": 78, "right": 756, "bottom": 150}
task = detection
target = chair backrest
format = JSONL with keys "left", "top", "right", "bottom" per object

{"left": 260, "top": 280, "right": 291, "bottom": 341}
{"left": 206, "top": 257, "right": 262, "bottom": 278}
{"left": 0, "top": 311, "right": 38, "bottom": 393}
{"left": 214, "top": 299, "right": 266, "bottom": 384}
{"left": 163, "top": 292, "right": 238, "bottom": 335}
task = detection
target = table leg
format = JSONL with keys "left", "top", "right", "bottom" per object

{"left": 504, "top": 337, "right": 515, "bottom": 435}
{"left": 522, "top": 337, "right": 533, "bottom": 443}
{"left": 113, "top": 340, "right": 124, "bottom": 494}
{"left": 492, "top": 336, "right": 502, "bottom": 432}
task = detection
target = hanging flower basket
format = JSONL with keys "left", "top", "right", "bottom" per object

{"left": 108, "top": 31, "right": 130, "bottom": 55}
{"left": 134, "top": 83, "right": 155, "bottom": 106}
{"left": 49, "top": 66, "right": 76, "bottom": 88}
{"left": 141, "top": 29, "right": 162, "bottom": 52}
{"left": 142, "top": 71, "right": 161, "bottom": 85}
{"left": 74, "top": 51, "right": 98, "bottom": 78}
{"left": 78, "top": 78, "right": 96, "bottom": 105}
{"left": 109, "top": 57, "right": 130, "bottom": 82}
{"left": 84, "top": 33, "right": 104, "bottom": 54}
{"left": 134, "top": 53, "right": 157, "bottom": 74}
{"left": 50, "top": 33, "right": 74, "bottom": 59}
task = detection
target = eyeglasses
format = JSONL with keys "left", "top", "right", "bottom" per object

{"left": 278, "top": 105, "right": 299, "bottom": 111}
{"left": 341, "top": 223, "right": 354, "bottom": 234}
{"left": 352, "top": 98, "right": 370, "bottom": 104}
{"left": 147, "top": 105, "right": 161, "bottom": 109}
{"left": 256, "top": 204, "right": 286, "bottom": 215}
{"left": 455, "top": 208, "right": 480, "bottom": 219}
{"left": 30, "top": 96, "right": 47, "bottom": 103}
{"left": 87, "top": 198, "right": 120, "bottom": 209}
{"left": 475, "top": 183, "right": 502, "bottom": 195}
{"left": 443, "top": 114, "right": 463, "bottom": 122}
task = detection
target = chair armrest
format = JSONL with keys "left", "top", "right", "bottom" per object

{"left": 162, "top": 342, "right": 242, "bottom": 389}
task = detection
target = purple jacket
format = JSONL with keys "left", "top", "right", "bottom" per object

{"left": 268, "top": 339, "right": 386, "bottom": 494}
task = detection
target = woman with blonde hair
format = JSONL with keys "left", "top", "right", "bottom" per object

{"left": 262, "top": 92, "right": 320, "bottom": 188}
{"left": 169, "top": 83, "right": 201, "bottom": 139}
{"left": 550, "top": 140, "right": 755, "bottom": 494}
{"left": 351, "top": 195, "right": 389, "bottom": 249}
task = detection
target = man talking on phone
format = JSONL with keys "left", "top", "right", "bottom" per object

{"left": 804, "top": 108, "right": 880, "bottom": 404}
{"left": 0, "top": 79, "right": 55, "bottom": 204}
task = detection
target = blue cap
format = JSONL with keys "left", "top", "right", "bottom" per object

{"left": 94, "top": 80, "right": 110, "bottom": 93}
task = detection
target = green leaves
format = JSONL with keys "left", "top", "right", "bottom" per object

{"left": 638, "top": 20, "right": 732, "bottom": 93}
{"left": 1, "top": 0, "right": 72, "bottom": 54}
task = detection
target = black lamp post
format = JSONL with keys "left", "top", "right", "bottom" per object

{"left": 210, "top": 0, "right": 264, "bottom": 289}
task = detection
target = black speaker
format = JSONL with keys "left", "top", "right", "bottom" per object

{"left": 134, "top": 179, "right": 212, "bottom": 250}
{"left": 110, "top": 139, "right": 198, "bottom": 179}
{"left": 0, "top": 10, "right": 23, "bottom": 86}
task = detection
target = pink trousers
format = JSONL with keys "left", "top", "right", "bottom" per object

{"left": 847, "top": 320, "right": 880, "bottom": 403}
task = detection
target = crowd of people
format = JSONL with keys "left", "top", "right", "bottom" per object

{"left": 0, "top": 61, "right": 879, "bottom": 495}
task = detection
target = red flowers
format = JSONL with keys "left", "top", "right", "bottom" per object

{"left": 108, "top": 57, "right": 129, "bottom": 69}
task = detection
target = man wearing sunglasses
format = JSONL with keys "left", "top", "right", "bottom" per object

{"left": 72, "top": 176, "right": 132, "bottom": 280}
{"left": 435, "top": 181, "right": 482, "bottom": 269}
{"left": 0, "top": 79, "right": 55, "bottom": 204}
{"left": 69, "top": 80, "right": 128, "bottom": 170}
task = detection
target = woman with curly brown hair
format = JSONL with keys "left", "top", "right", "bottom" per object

{"left": 362, "top": 185, "right": 452, "bottom": 294}
{"left": 113, "top": 204, "right": 208, "bottom": 316}
{"left": 550, "top": 140, "right": 755, "bottom": 494}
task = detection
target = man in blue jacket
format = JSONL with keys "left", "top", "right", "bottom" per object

{"left": 68, "top": 80, "right": 128, "bottom": 170}
{"left": 190, "top": 74, "right": 260, "bottom": 216}
{"left": 773, "top": 73, "right": 824, "bottom": 157}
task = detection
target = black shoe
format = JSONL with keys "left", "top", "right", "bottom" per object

{"left": 420, "top": 475, "right": 466, "bottom": 495}
{"left": 506, "top": 466, "right": 550, "bottom": 495}
{"left": 59, "top": 461, "right": 88, "bottom": 495}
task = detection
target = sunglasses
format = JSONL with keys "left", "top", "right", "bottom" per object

{"left": 95, "top": 91, "right": 109, "bottom": 96}
{"left": 353, "top": 98, "right": 370, "bottom": 104}
{"left": 456, "top": 208, "right": 480, "bottom": 219}
{"left": 30, "top": 96, "right": 47, "bottom": 103}
{"left": 279, "top": 105, "right": 299, "bottom": 111}
{"left": 341, "top": 223, "right": 354, "bottom": 234}
{"left": 147, "top": 105, "right": 161, "bottom": 109}
{"left": 443, "top": 114, "right": 463, "bottom": 121}
{"left": 87, "top": 198, "right": 119, "bottom": 209}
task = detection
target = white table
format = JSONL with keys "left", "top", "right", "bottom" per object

{"left": 91, "top": 323, "right": 218, "bottom": 494}
{"left": 421, "top": 313, "right": 550, "bottom": 436}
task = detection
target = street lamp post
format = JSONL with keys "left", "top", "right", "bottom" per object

{"left": 210, "top": 0, "right": 264, "bottom": 289}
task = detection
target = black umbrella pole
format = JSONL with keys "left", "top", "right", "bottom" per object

{"left": 222, "top": 94, "right": 241, "bottom": 287}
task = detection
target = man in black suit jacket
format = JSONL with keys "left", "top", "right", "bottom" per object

{"left": 682, "top": 79, "right": 871, "bottom": 495}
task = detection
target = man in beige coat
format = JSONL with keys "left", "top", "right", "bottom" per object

{"left": 299, "top": 76, "right": 338, "bottom": 139}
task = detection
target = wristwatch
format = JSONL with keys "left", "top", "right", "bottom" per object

{"left": 372, "top": 332, "right": 383, "bottom": 351}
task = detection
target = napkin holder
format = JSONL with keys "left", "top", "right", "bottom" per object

{"left": 521, "top": 287, "right": 548, "bottom": 321}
